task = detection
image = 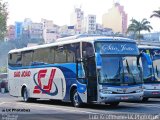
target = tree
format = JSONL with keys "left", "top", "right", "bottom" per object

{"left": 150, "top": 8, "right": 160, "bottom": 19}
{"left": 127, "top": 18, "right": 153, "bottom": 43}
{"left": 0, "top": 0, "right": 8, "bottom": 40}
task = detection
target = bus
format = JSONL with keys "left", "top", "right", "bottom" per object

{"left": 138, "top": 45, "right": 160, "bottom": 101}
{"left": 8, "top": 35, "right": 143, "bottom": 107}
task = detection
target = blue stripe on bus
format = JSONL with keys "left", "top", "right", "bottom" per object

{"left": 8, "top": 63, "right": 76, "bottom": 72}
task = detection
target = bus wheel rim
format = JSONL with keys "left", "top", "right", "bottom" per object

{"left": 24, "top": 89, "right": 28, "bottom": 101}
{"left": 73, "top": 92, "right": 79, "bottom": 106}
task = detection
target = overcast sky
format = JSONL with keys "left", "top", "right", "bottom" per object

{"left": 5, "top": 0, "right": 160, "bottom": 32}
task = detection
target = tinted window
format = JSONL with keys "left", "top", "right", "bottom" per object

{"left": 82, "top": 42, "right": 94, "bottom": 58}
{"left": 8, "top": 52, "right": 22, "bottom": 67}
{"left": 65, "top": 43, "right": 80, "bottom": 62}
{"left": 22, "top": 51, "right": 33, "bottom": 66}
{"left": 33, "top": 48, "right": 50, "bottom": 63}
{"left": 54, "top": 46, "right": 67, "bottom": 63}
{"left": 48, "top": 47, "right": 55, "bottom": 64}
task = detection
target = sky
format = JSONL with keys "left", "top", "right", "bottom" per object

{"left": 4, "top": 0, "right": 160, "bottom": 32}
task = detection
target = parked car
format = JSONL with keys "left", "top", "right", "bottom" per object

{"left": 0, "top": 73, "right": 8, "bottom": 93}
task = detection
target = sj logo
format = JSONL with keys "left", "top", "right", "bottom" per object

{"left": 33, "top": 69, "right": 56, "bottom": 94}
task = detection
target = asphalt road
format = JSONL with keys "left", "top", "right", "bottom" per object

{"left": 0, "top": 93, "right": 160, "bottom": 120}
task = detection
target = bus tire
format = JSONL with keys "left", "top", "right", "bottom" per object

{"left": 71, "top": 89, "right": 82, "bottom": 107}
{"left": 22, "top": 87, "right": 36, "bottom": 102}
{"left": 107, "top": 102, "right": 120, "bottom": 107}
{"left": 142, "top": 97, "right": 149, "bottom": 102}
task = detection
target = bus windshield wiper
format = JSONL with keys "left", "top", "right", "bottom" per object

{"left": 126, "top": 59, "right": 136, "bottom": 84}
{"left": 114, "top": 59, "right": 123, "bottom": 83}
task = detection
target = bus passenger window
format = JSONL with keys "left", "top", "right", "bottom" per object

{"left": 54, "top": 46, "right": 67, "bottom": 63}
{"left": 22, "top": 51, "right": 33, "bottom": 66}
{"left": 8, "top": 53, "right": 22, "bottom": 67}
{"left": 82, "top": 42, "right": 94, "bottom": 58}
{"left": 65, "top": 43, "right": 80, "bottom": 62}
{"left": 48, "top": 47, "right": 55, "bottom": 64}
{"left": 33, "top": 48, "right": 50, "bottom": 64}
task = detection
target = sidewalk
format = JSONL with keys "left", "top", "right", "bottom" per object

{"left": 0, "top": 92, "right": 10, "bottom": 98}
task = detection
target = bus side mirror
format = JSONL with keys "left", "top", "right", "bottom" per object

{"left": 141, "top": 53, "right": 152, "bottom": 68}
{"left": 95, "top": 53, "right": 102, "bottom": 70}
{"left": 83, "top": 51, "right": 87, "bottom": 58}
{"left": 76, "top": 59, "right": 86, "bottom": 80}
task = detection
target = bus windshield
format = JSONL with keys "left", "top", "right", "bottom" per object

{"left": 153, "top": 56, "right": 160, "bottom": 81}
{"left": 141, "top": 56, "right": 153, "bottom": 82}
{"left": 98, "top": 56, "right": 142, "bottom": 85}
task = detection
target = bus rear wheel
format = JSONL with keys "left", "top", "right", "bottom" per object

{"left": 142, "top": 97, "right": 149, "bottom": 102}
{"left": 22, "top": 87, "right": 36, "bottom": 102}
{"left": 106, "top": 102, "right": 120, "bottom": 107}
{"left": 71, "top": 89, "right": 82, "bottom": 107}
{"left": 23, "top": 87, "right": 29, "bottom": 102}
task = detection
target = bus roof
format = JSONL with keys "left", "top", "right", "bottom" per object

{"left": 9, "top": 36, "right": 135, "bottom": 54}
{"left": 138, "top": 45, "right": 160, "bottom": 49}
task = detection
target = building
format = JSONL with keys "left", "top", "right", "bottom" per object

{"left": 15, "top": 22, "right": 23, "bottom": 39}
{"left": 82, "top": 15, "right": 96, "bottom": 34}
{"left": 6, "top": 25, "right": 15, "bottom": 41}
{"left": 70, "top": 7, "right": 84, "bottom": 34}
{"left": 58, "top": 25, "right": 76, "bottom": 37}
{"left": 143, "top": 32, "right": 160, "bottom": 41}
{"left": 29, "top": 23, "right": 43, "bottom": 40}
{"left": 96, "top": 24, "right": 113, "bottom": 35}
{"left": 41, "top": 19, "right": 59, "bottom": 43}
{"left": 23, "top": 18, "right": 32, "bottom": 30}
{"left": 102, "top": 3, "right": 127, "bottom": 34}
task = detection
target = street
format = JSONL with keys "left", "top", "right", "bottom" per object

{"left": 0, "top": 93, "right": 160, "bottom": 120}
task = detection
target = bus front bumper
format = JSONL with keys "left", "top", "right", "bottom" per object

{"left": 144, "top": 90, "right": 160, "bottom": 98}
{"left": 99, "top": 92, "right": 143, "bottom": 103}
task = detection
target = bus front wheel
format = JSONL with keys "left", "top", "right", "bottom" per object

{"left": 106, "top": 102, "right": 120, "bottom": 107}
{"left": 71, "top": 89, "right": 82, "bottom": 107}
{"left": 23, "top": 87, "right": 29, "bottom": 102}
{"left": 142, "top": 97, "right": 149, "bottom": 102}
{"left": 22, "top": 87, "right": 36, "bottom": 102}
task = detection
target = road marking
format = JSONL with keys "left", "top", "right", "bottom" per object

{"left": 2, "top": 102, "right": 101, "bottom": 114}
{"left": 121, "top": 102, "right": 160, "bottom": 109}
{"left": 0, "top": 102, "right": 5, "bottom": 106}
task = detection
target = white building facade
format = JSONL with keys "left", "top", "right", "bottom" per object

{"left": 29, "top": 23, "right": 43, "bottom": 40}
{"left": 41, "top": 19, "right": 59, "bottom": 43}
{"left": 70, "top": 7, "right": 84, "bottom": 34}
{"left": 82, "top": 15, "right": 96, "bottom": 34}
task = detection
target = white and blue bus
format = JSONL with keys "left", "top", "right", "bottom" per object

{"left": 8, "top": 35, "right": 143, "bottom": 107}
{"left": 139, "top": 45, "right": 160, "bottom": 101}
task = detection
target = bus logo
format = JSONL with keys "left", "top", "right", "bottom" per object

{"left": 33, "top": 69, "right": 58, "bottom": 96}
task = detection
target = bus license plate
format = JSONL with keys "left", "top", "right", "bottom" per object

{"left": 152, "top": 92, "right": 159, "bottom": 95}
{"left": 121, "top": 96, "right": 128, "bottom": 100}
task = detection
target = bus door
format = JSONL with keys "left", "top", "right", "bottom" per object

{"left": 82, "top": 42, "right": 97, "bottom": 102}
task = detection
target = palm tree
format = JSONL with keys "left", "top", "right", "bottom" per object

{"left": 127, "top": 18, "right": 153, "bottom": 43}
{"left": 150, "top": 8, "right": 160, "bottom": 19}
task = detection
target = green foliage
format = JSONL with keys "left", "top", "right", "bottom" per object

{"left": 0, "top": 0, "right": 8, "bottom": 40}
{"left": 0, "top": 66, "right": 7, "bottom": 73}
{"left": 127, "top": 18, "right": 153, "bottom": 40}
{"left": 150, "top": 8, "right": 160, "bottom": 19}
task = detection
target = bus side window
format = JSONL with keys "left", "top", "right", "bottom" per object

{"left": 22, "top": 51, "right": 33, "bottom": 66}
{"left": 65, "top": 43, "right": 80, "bottom": 62}
{"left": 48, "top": 47, "right": 55, "bottom": 64}
{"left": 54, "top": 46, "right": 67, "bottom": 63}
{"left": 33, "top": 48, "right": 50, "bottom": 64}
{"left": 82, "top": 42, "right": 94, "bottom": 58}
{"left": 8, "top": 53, "right": 22, "bottom": 67}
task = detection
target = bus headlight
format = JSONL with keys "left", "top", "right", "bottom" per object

{"left": 105, "top": 90, "right": 113, "bottom": 94}
{"left": 136, "top": 89, "right": 143, "bottom": 93}
{"left": 99, "top": 89, "right": 112, "bottom": 94}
